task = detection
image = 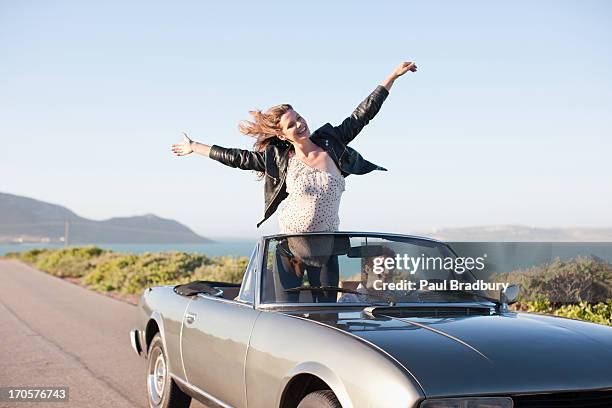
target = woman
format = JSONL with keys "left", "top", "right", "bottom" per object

{"left": 172, "top": 62, "right": 417, "bottom": 303}
{"left": 171, "top": 61, "right": 417, "bottom": 233}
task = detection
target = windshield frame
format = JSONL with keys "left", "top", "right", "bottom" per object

{"left": 255, "top": 231, "right": 494, "bottom": 309}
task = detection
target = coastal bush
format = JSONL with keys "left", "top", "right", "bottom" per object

{"left": 190, "top": 256, "right": 248, "bottom": 284}
{"left": 7, "top": 246, "right": 106, "bottom": 278}
{"left": 82, "top": 251, "right": 250, "bottom": 294}
{"left": 5, "top": 247, "right": 248, "bottom": 294}
{"left": 520, "top": 298, "right": 612, "bottom": 326}
{"left": 495, "top": 256, "right": 612, "bottom": 303}
{"left": 5, "top": 248, "right": 51, "bottom": 264}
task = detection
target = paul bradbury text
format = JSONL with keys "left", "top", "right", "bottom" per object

{"left": 373, "top": 279, "right": 510, "bottom": 292}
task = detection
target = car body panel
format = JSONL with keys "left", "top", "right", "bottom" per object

{"left": 246, "top": 309, "right": 424, "bottom": 408}
{"left": 139, "top": 286, "right": 191, "bottom": 379}
{"left": 181, "top": 295, "right": 260, "bottom": 407}
{"left": 294, "top": 309, "right": 612, "bottom": 397}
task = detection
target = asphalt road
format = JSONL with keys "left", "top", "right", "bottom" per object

{"left": 0, "top": 260, "right": 207, "bottom": 408}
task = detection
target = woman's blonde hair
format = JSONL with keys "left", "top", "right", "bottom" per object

{"left": 238, "top": 104, "right": 293, "bottom": 151}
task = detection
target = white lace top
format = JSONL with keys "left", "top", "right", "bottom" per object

{"left": 278, "top": 156, "right": 345, "bottom": 233}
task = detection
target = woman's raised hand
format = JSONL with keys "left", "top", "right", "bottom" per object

{"left": 381, "top": 61, "right": 417, "bottom": 91}
{"left": 171, "top": 133, "right": 194, "bottom": 156}
{"left": 393, "top": 61, "right": 417, "bottom": 78}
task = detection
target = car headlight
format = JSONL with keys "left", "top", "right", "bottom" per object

{"left": 420, "top": 397, "right": 513, "bottom": 408}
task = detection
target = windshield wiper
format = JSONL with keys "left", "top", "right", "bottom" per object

{"left": 284, "top": 286, "right": 397, "bottom": 306}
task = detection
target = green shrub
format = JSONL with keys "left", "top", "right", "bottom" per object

{"left": 81, "top": 251, "right": 248, "bottom": 294}
{"left": 36, "top": 246, "right": 106, "bottom": 278}
{"left": 5, "top": 246, "right": 106, "bottom": 278}
{"left": 5, "top": 248, "right": 52, "bottom": 264}
{"left": 190, "top": 256, "right": 248, "bottom": 284}
{"left": 521, "top": 298, "right": 612, "bottom": 326}
{"left": 4, "top": 247, "right": 248, "bottom": 294}
{"left": 495, "top": 256, "right": 612, "bottom": 303}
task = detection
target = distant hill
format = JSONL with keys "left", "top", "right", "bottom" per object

{"left": 419, "top": 225, "right": 612, "bottom": 242}
{"left": 0, "top": 192, "right": 212, "bottom": 244}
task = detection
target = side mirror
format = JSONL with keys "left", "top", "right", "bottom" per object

{"left": 499, "top": 284, "right": 519, "bottom": 312}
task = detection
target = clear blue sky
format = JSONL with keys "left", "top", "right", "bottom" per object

{"left": 1, "top": 1, "right": 611, "bottom": 239}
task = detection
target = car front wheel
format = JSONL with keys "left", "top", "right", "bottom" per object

{"left": 297, "top": 390, "right": 341, "bottom": 408}
{"left": 147, "top": 333, "right": 191, "bottom": 408}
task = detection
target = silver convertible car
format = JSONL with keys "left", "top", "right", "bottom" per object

{"left": 130, "top": 232, "right": 612, "bottom": 408}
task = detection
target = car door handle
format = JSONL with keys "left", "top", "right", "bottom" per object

{"left": 185, "top": 313, "right": 197, "bottom": 325}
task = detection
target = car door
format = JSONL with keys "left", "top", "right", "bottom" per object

{"left": 180, "top": 245, "right": 261, "bottom": 408}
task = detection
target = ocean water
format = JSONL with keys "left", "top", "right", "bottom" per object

{"left": 0, "top": 241, "right": 256, "bottom": 257}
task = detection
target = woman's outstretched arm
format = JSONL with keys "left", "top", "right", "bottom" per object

{"left": 171, "top": 133, "right": 265, "bottom": 172}
{"left": 334, "top": 61, "right": 417, "bottom": 145}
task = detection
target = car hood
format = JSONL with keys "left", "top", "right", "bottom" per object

{"left": 283, "top": 307, "right": 612, "bottom": 397}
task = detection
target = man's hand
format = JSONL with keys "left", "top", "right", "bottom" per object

{"left": 171, "top": 133, "right": 194, "bottom": 156}
{"left": 393, "top": 61, "right": 417, "bottom": 78}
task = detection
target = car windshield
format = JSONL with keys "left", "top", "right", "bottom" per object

{"left": 260, "top": 233, "right": 498, "bottom": 305}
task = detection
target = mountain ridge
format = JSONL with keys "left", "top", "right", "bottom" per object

{"left": 0, "top": 192, "right": 212, "bottom": 244}
{"left": 418, "top": 225, "right": 612, "bottom": 242}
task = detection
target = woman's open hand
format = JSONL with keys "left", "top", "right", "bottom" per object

{"left": 171, "top": 133, "right": 194, "bottom": 156}
{"left": 393, "top": 61, "right": 417, "bottom": 78}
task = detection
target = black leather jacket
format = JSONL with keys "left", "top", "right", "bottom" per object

{"left": 209, "top": 85, "right": 390, "bottom": 227}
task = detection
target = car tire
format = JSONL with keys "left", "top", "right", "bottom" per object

{"left": 297, "top": 390, "right": 341, "bottom": 408}
{"left": 146, "top": 333, "right": 191, "bottom": 408}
